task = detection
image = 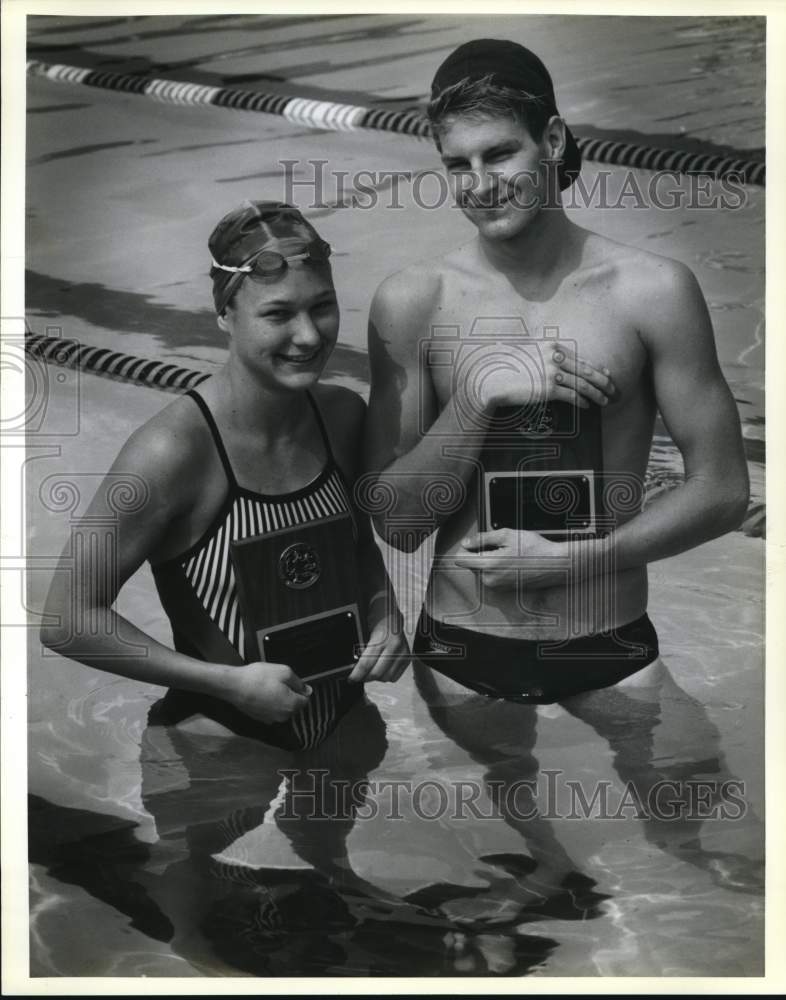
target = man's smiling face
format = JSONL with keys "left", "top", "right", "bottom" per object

{"left": 438, "top": 114, "right": 557, "bottom": 240}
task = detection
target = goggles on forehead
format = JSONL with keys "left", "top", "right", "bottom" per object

{"left": 211, "top": 238, "right": 332, "bottom": 278}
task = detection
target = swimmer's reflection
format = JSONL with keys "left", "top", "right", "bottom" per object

{"left": 138, "top": 698, "right": 559, "bottom": 975}
{"left": 414, "top": 664, "right": 610, "bottom": 927}
{"left": 416, "top": 656, "right": 763, "bottom": 918}
{"left": 563, "top": 663, "right": 764, "bottom": 892}
{"left": 138, "top": 696, "right": 388, "bottom": 974}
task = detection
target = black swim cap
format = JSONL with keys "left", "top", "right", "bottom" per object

{"left": 430, "top": 39, "right": 581, "bottom": 190}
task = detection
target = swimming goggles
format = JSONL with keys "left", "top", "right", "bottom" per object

{"left": 211, "top": 238, "right": 332, "bottom": 277}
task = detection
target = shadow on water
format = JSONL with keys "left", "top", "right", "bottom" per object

{"left": 28, "top": 139, "right": 158, "bottom": 166}
{"left": 29, "top": 13, "right": 375, "bottom": 45}
{"left": 413, "top": 666, "right": 614, "bottom": 926}
{"left": 24, "top": 269, "right": 370, "bottom": 383}
{"left": 27, "top": 656, "right": 765, "bottom": 976}
{"left": 26, "top": 16, "right": 450, "bottom": 109}
{"left": 28, "top": 794, "right": 174, "bottom": 943}
{"left": 27, "top": 21, "right": 765, "bottom": 154}
{"left": 29, "top": 16, "right": 149, "bottom": 34}
{"left": 28, "top": 695, "right": 560, "bottom": 976}
{"left": 25, "top": 269, "right": 219, "bottom": 345}
{"left": 570, "top": 123, "right": 764, "bottom": 162}
{"left": 27, "top": 103, "right": 93, "bottom": 114}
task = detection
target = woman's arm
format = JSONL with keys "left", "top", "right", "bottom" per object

{"left": 40, "top": 415, "right": 311, "bottom": 723}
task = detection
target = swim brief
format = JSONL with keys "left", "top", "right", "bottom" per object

{"left": 413, "top": 611, "right": 659, "bottom": 704}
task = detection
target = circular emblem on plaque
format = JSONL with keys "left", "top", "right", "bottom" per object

{"left": 516, "top": 408, "right": 554, "bottom": 435}
{"left": 278, "top": 542, "right": 321, "bottom": 589}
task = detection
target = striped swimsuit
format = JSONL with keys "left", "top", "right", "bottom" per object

{"left": 149, "top": 389, "right": 363, "bottom": 750}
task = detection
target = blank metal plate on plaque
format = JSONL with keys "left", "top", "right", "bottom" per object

{"left": 486, "top": 470, "right": 596, "bottom": 537}
{"left": 479, "top": 401, "right": 605, "bottom": 540}
{"left": 261, "top": 605, "right": 362, "bottom": 682}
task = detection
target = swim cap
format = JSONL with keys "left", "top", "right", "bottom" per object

{"left": 430, "top": 39, "right": 581, "bottom": 190}
{"left": 209, "top": 200, "right": 323, "bottom": 314}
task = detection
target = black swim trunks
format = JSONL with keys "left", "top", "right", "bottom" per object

{"left": 413, "top": 612, "right": 659, "bottom": 704}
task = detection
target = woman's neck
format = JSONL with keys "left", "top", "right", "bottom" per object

{"left": 210, "top": 365, "right": 312, "bottom": 440}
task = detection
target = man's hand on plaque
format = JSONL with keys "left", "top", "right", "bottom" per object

{"left": 478, "top": 344, "right": 615, "bottom": 412}
{"left": 454, "top": 528, "right": 572, "bottom": 590}
{"left": 348, "top": 614, "right": 410, "bottom": 684}
{"left": 224, "top": 661, "right": 312, "bottom": 724}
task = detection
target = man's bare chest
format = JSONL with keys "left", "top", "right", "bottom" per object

{"left": 427, "top": 280, "right": 647, "bottom": 407}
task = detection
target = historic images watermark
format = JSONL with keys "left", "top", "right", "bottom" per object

{"left": 281, "top": 159, "right": 748, "bottom": 213}
{"left": 275, "top": 768, "right": 749, "bottom": 822}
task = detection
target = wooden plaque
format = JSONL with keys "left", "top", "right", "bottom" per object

{"left": 230, "top": 513, "right": 364, "bottom": 681}
{"left": 480, "top": 401, "right": 605, "bottom": 540}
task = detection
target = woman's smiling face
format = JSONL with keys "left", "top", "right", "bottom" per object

{"left": 218, "top": 238, "right": 340, "bottom": 391}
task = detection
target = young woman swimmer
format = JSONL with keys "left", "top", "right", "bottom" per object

{"left": 41, "top": 200, "right": 410, "bottom": 750}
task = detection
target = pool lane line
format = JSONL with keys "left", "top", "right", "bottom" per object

{"left": 27, "top": 59, "right": 765, "bottom": 187}
{"left": 24, "top": 331, "right": 209, "bottom": 393}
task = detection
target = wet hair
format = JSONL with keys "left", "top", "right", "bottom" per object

{"left": 427, "top": 74, "right": 551, "bottom": 152}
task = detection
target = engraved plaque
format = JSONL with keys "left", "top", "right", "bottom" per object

{"left": 230, "top": 513, "right": 363, "bottom": 680}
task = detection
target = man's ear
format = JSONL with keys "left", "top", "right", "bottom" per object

{"left": 544, "top": 115, "right": 567, "bottom": 161}
{"left": 217, "top": 311, "right": 231, "bottom": 335}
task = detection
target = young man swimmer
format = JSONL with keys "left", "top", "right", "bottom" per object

{"left": 362, "top": 38, "right": 754, "bottom": 919}
{"left": 365, "top": 38, "right": 749, "bottom": 702}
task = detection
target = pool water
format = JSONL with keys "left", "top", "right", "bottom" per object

{"left": 23, "top": 13, "right": 765, "bottom": 980}
{"left": 27, "top": 479, "right": 764, "bottom": 976}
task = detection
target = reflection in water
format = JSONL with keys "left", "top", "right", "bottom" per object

{"left": 29, "top": 695, "right": 560, "bottom": 975}
{"left": 28, "top": 651, "right": 763, "bottom": 976}
{"left": 563, "top": 669, "right": 765, "bottom": 894}
{"left": 415, "top": 656, "right": 764, "bottom": 930}
{"left": 413, "top": 665, "right": 611, "bottom": 928}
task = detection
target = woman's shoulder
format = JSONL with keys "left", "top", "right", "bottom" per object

{"left": 111, "top": 391, "right": 215, "bottom": 501}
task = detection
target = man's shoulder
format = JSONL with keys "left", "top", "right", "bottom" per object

{"left": 582, "top": 233, "right": 708, "bottom": 352}
{"left": 584, "top": 232, "right": 697, "bottom": 300}
{"left": 369, "top": 247, "right": 477, "bottom": 347}
{"left": 372, "top": 257, "right": 444, "bottom": 310}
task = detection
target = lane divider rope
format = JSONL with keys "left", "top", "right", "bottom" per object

{"left": 27, "top": 59, "right": 765, "bottom": 186}
{"left": 24, "top": 331, "right": 210, "bottom": 392}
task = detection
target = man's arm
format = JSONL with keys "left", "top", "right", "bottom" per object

{"left": 456, "top": 259, "right": 749, "bottom": 588}
{"left": 363, "top": 269, "right": 480, "bottom": 551}
{"left": 364, "top": 269, "right": 615, "bottom": 551}
{"left": 317, "top": 385, "right": 410, "bottom": 682}
{"left": 607, "top": 258, "right": 749, "bottom": 569}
